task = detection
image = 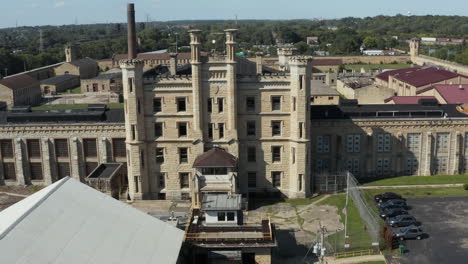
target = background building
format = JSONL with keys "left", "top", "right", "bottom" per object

{"left": 0, "top": 74, "right": 41, "bottom": 109}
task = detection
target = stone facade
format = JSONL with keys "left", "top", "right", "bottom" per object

{"left": 0, "top": 123, "right": 126, "bottom": 187}
{"left": 120, "top": 30, "right": 312, "bottom": 201}
{"left": 0, "top": 75, "right": 42, "bottom": 109}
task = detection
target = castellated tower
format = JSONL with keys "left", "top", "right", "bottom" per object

{"left": 120, "top": 3, "right": 149, "bottom": 200}
{"left": 65, "top": 44, "right": 76, "bottom": 62}
{"left": 288, "top": 56, "right": 312, "bottom": 198}
{"left": 409, "top": 38, "right": 420, "bottom": 62}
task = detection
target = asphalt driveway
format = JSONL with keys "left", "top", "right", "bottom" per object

{"left": 398, "top": 196, "right": 468, "bottom": 264}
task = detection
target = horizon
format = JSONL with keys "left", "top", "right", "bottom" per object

{"left": 2, "top": 0, "right": 467, "bottom": 29}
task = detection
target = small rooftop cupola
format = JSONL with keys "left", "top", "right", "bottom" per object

{"left": 191, "top": 147, "right": 238, "bottom": 208}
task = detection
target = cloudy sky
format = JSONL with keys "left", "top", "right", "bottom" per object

{"left": 1, "top": 0, "right": 467, "bottom": 28}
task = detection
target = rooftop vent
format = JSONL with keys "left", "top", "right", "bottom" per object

{"left": 340, "top": 99, "right": 359, "bottom": 106}
{"left": 418, "top": 98, "right": 438, "bottom": 106}
{"left": 459, "top": 85, "right": 464, "bottom": 90}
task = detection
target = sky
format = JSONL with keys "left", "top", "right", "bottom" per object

{"left": 1, "top": 0, "right": 467, "bottom": 29}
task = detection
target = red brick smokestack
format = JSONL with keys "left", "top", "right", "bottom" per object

{"left": 127, "top": 3, "right": 137, "bottom": 59}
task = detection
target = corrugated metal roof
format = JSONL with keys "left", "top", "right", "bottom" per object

{"left": 0, "top": 74, "right": 39, "bottom": 90}
{"left": 0, "top": 177, "right": 184, "bottom": 264}
{"left": 202, "top": 194, "right": 242, "bottom": 211}
{"left": 40, "top": 74, "right": 79, "bottom": 85}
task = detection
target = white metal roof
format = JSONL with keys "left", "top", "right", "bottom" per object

{"left": 0, "top": 177, "right": 184, "bottom": 264}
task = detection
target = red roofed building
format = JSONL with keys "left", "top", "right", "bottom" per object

{"left": 417, "top": 84, "right": 468, "bottom": 104}
{"left": 375, "top": 66, "right": 468, "bottom": 96}
{"left": 384, "top": 96, "right": 438, "bottom": 104}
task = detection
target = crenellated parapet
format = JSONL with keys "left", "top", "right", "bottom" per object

{"left": 119, "top": 59, "right": 144, "bottom": 68}
{"left": 289, "top": 56, "right": 313, "bottom": 65}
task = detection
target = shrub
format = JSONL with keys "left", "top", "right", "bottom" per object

{"left": 463, "top": 184, "right": 468, "bottom": 190}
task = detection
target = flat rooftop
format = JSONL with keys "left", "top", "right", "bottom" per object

{"left": 202, "top": 194, "right": 242, "bottom": 211}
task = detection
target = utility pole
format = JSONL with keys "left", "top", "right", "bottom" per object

{"left": 39, "top": 29, "right": 44, "bottom": 53}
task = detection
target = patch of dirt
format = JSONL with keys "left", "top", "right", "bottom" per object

{"left": 0, "top": 185, "right": 44, "bottom": 196}
{"left": 0, "top": 194, "right": 25, "bottom": 211}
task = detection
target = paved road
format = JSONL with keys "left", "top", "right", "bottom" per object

{"left": 399, "top": 196, "right": 468, "bottom": 264}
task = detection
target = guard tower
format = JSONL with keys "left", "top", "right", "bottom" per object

{"left": 65, "top": 44, "right": 76, "bottom": 62}
{"left": 409, "top": 38, "right": 420, "bottom": 62}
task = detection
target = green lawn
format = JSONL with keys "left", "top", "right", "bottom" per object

{"left": 319, "top": 194, "right": 374, "bottom": 251}
{"left": 364, "top": 175, "right": 468, "bottom": 186}
{"left": 31, "top": 103, "right": 123, "bottom": 111}
{"left": 364, "top": 186, "right": 468, "bottom": 199}
{"left": 57, "top": 86, "right": 82, "bottom": 95}
{"left": 344, "top": 63, "right": 411, "bottom": 72}
{"left": 357, "top": 261, "right": 386, "bottom": 264}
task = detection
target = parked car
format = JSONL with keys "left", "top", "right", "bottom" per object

{"left": 374, "top": 192, "right": 405, "bottom": 203}
{"left": 386, "top": 215, "right": 418, "bottom": 227}
{"left": 392, "top": 225, "right": 425, "bottom": 240}
{"left": 379, "top": 208, "right": 408, "bottom": 219}
{"left": 378, "top": 199, "right": 408, "bottom": 210}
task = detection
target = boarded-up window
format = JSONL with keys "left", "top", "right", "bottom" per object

{"left": 0, "top": 140, "right": 13, "bottom": 158}
{"left": 30, "top": 163, "right": 43, "bottom": 180}
{"left": 112, "top": 138, "right": 126, "bottom": 157}
{"left": 85, "top": 162, "right": 98, "bottom": 176}
{"left": 180, "top": 172, "right": 189, "bottom": 188}
{"left": 83, "top": 139, "right": 97, "bottom": 157}
{"left": 55, "top": 139, "right": 69, "bottom": 158}
{"left": 3, "top": 163, "right": 15, "bottom": 180}
{"left": 57, "top": 162, "right": 70, "bottom": 179}
{"left": 27, "top": 139, "right": 41, "bottom": 158}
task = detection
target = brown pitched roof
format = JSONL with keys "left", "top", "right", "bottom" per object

{"left": 0, "top": 74, "right": 39, "bottom": 90}
{"left": 193, "top": 148, "right": 237, "bottom": 168}
{"left": 68, "top": 58, "right": 97, "bottom": 67}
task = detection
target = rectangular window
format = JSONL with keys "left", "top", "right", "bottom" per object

{"left": 177, "top": 97, "right": 186, "bottom": 112}
{"left": 83, "top": 138, "right": 97, "bottom": 157}
{"left": 112, "top": 138, "right": 126, "bottom": 157}
{"left": 246, "top": 121, "right": 256, "bottom": 136}
{"left": 299, "top": 75, "right": 303, "bottom": 90}
{"left": 128, "top": 78, "right": 133, "bottom": 93}
{"left": 272, "top": 146, "right": 281, "bottom": 162}
{"left": 219, "top": 123, "right": 224, "bottom": 138}
{"left": 407, "top": 133, "right": 421, "bottom": 153}
{"left": 298, "top": 174, "right": 303, "bottom": 191}
{"left": 376, "top": 158, "right": 391, "bottom": 176}
{"left": 316, "top": 136, "right": 331, "bottom": 153}
{"left": 293, "top": 97, "right": 296, "bottom": 111}
{"left": 85, "top": 162, "right": 98, "bottom": 175}
{"left": 217, "top": 212, "right": 226, "bottom": 221}
{"left": 227, "top": 212, "right": 235, "bottom": 221}
{"left": 272, "top": 171, "right": 281, "bottom": 187}
{"left": 315, "top": 159, "right": 331, "bottom": 174}
{"left": 178, "top": 122, "right": 187, "bottom": 137}
{"left": 140, "top": 150, "right": 145, "bottom": 168}
{"left": 246, "top": 97, "right": 255, "bottom": 112}
{"left": 27, "top": 139, "right": 41, "bottom": 158}
{"left": 55, "top": 139, "right": 69, "bottom": 158}
{"left": 207, "top": 98, "right": 212, "bottom": 113}
{"left": 377, "top": 133, "right": 391, "bottom": 153}
{"left": 299, "top": 122, "right": 304, "bottom": 138}
{"left": 272, "top": 121, "right": 281, "bottom": 136}
{"left": 131, "top": 125, "right": 136, "bottom": 140}
{"left": 406, "top": 157, "right": 419, "bottom": 175}
{"left": 155, "top": 123, "right": 163, "bottom": 138}
{"left": 436, "top": 132, "right": 450, "bottom": 153}
{"left": 159, "top": 172, "right": 166, "bottom": 188}
{"left": 3, "top": 163, "right": 15, "bottom": 180}
{"left": 248, "top": 172, "right": 257, "bottom": 188}
{"left": 180, "top": 172, "right": 189, "bottom": 188}
{"left": 156, "top": 148, "right": 164, "bottom": 163}
{"left": 153, "top": 98, "right": 162, "bottom": 112}
{"left": 134, "top": 176, "right": 139, "bottom": 193}
{"left": 208, "top": 123, "right": 213, "bottom": 139}
{"left": 346, "top": 134, "right": 361, "bottom": 153}
{"left": 247, "top": 146, "right": 256, "bottom": 162}
{"left": 57, "top": 162, "right": 70, "bottom": 180}
{"left": 292, "top": 147, "right": 296, "bottom": 164}
{"left": 346, "top": 158, "right": 360, "bottom": 176}
{"left": 217, "top": 98, "right": 224, "bottom": 112}
{"left": 179, "top": 148, "right": 188, "bottom": 163}
{"left": 271, "top": 96, "right": 281, "bottom": 111}
{"left": 29, "top": 163, "right": 43, "bottom": 180}
{"left": 0, "top": 140, "right": 13, "bottom": 158}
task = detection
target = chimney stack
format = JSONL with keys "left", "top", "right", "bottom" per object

{"left": 127, "top": 3, "right": 137, "bottom": 60}
{"left": 169, "top": 53, "right": 178, "bottom": 76}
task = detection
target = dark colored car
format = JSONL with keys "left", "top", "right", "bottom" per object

{"left": 374, "top": 192, "right": 405, "bottom": 203}
{"left": 392, "top": 225, "right": 425, "bottom": 240}
{"left": 377, "top": 199, "right": 408, "bottom": 210}
{"left": 386, "top": 215, "right": 418, "bottom": 227}
{"left": 379, "top": 208, "right": 408, "bottom": 219}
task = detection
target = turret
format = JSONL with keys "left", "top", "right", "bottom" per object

{"left": 65, "top": 45, "right": 76, "bottom": 63}
{"left": 409, "top": 38, "right": 420, "bottom": 61}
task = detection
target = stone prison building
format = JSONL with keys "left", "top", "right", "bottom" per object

{"left": 2, "top": 30, "right": 468, "bottom": 201}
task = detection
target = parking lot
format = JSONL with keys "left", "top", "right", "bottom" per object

{"left": 398, "top": 196, "right": 468, "bottom": 264}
